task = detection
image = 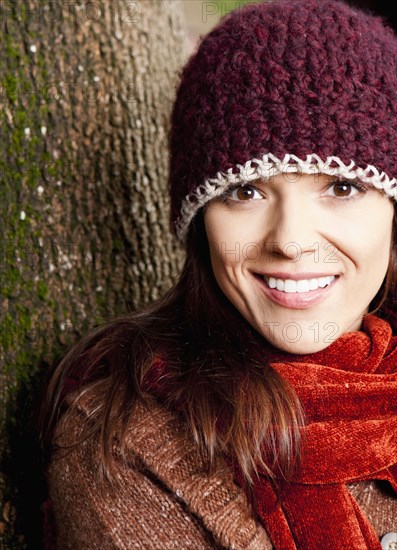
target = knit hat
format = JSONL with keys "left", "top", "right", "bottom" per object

{"left": 168, "top": 0, "right": 397, "bottom": 245}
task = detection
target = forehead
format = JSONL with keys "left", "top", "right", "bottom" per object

{"left": 248, "top": 172, "right": 343, "bottom": 186}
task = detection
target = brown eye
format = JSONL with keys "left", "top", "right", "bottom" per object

{"left": 325, "top": 180, "right": 367, "bottom": 200}
{"left": 332, "top": 182, "right": 354, "bottom": 197}
{"left": 229, "top": 185, "right": 262, "bottom": 201}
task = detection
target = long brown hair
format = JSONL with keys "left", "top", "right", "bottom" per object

{"left": 36, "top": 203, "right": 397, "bottom": 487}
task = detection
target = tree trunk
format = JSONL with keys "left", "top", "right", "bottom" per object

{"left": 0, "top": 1, "right": 187, "bottom": 546}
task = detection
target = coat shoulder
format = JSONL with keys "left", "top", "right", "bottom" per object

{"left": 48, "top": 387, "right": 273, "bottom": 550}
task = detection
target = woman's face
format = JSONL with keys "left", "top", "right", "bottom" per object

{"left": 203, "top": 172, "right": 395, "bottom": 353}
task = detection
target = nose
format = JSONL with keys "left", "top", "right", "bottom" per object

{"left": 265, "top": 190, "right": 318, "bottom": 260}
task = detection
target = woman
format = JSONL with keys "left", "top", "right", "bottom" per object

{"left": 38, "top": 0, "right": 397, "bottom": 548}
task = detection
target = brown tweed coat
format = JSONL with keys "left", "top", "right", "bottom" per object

{"left": 46, "top": 390, "right": 397, "bottom": 549}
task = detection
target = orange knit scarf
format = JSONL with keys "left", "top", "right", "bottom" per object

{"left": 144, "top": 313, "right": 397, "bottom": 549}
{"left": 231, "top": 313, "right": 397, "bottom": 550}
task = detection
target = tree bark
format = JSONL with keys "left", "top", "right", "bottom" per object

{"left": 0, "top": 1, "right": 187, "bottom": 546}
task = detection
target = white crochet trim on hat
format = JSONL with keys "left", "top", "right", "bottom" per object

{"left": 175, "top": 153, "right": 397, "bottom": 243}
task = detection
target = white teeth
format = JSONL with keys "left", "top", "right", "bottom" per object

{"left": 265, "top": 275, "right": 335, "bottom": 293}
{"left": 276, "top": 279, "right": 284, "bottom": 291}
{"left": 268, "top": 277, "right": 277, "bottom": 289}
{"left": 297, "top": 279, "right": 310, "bottom": 293}
{"left": 309, "top": 278, "right": 319, "bottom": 291}
{"left": 284, "top": 280, "right": 296, "bottom": 293}
{"left": 318, "top": 276, "right": 330, "bottom": 288}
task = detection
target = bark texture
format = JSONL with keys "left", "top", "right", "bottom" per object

{"left": 0, "top": 1, "right": 188, "bottom": 547}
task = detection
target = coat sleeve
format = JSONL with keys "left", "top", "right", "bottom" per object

{"left": 46, "top": 404, "right": 223, "bottom": 550}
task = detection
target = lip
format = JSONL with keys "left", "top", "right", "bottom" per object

{"left": 254, "top": 273, "right": 340, "bottom": 309}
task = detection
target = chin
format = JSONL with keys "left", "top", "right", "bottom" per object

{"left": 266, "top": 337, "right": 333, "bottom": 355}
{"left": 263, "top": 334, "right": 334, "bottom": 355}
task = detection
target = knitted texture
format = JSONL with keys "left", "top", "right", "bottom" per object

{"left": 45, "top": 381, "right": 397, "bottom": 549}
{"left": 139, "top": 314, "right": 397, "bottom": 549}
{"left": 45, "top": 391, "right": 273, "bottom": 549}
{"left": 168, "top": 0, "right": 397, "bottom": 243}
{"left": 230, "top": 313, "right": 397, "bottom": 549}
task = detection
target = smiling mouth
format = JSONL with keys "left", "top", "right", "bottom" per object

{"left": 254, "top": 273, "right": 340, "bottom": 309}
{"left": 261, "top": 274, "right": 336, "bottom": 293}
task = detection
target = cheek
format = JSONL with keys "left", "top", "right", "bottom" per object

{"left": 367, "top": 237, "right": 391, "bottom": 279}
{"left": 204, "top": 212, "right": 246, "bottom": 301}
{"left": 348, "top": 217, "right": 392, "bottom": 281}
{"left": 204, "top": 208, "right": 262, "bottom": 270}
{"left": 204, "top": 208, "right": 242, "bottom": 269}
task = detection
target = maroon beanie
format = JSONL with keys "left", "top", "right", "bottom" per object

{"left": 168, "top": 0, "right": 397, "bottom": 245}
